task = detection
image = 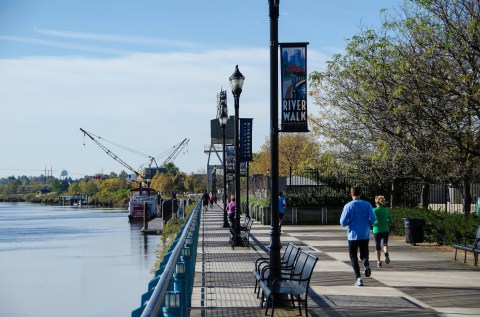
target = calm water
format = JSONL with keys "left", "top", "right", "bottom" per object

{"left": 0, "top": 202, "right": 160, "bottom": 317}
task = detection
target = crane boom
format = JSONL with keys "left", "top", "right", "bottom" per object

{"left": 80, "top": 128, "right": 141, "bottom": 177}
{"left": 161, "top": 138, "right": 189, "bottom": 166}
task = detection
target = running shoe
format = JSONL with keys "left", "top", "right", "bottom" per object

{"left": 364, "top": 266, "right": 371, "bottom": 277}
{"left": 355, "top": 278, "right": 364, "bottom": 287}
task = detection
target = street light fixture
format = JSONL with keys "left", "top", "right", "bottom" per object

{"left": 229, "top": 65, "right": 244, "bottom": 244}
{"left": 217, "top": 89, "right": 229, "bottom": 228}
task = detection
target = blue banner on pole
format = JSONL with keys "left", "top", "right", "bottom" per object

{"left": 239, "top": 118, "right": 253, "bottom": 161}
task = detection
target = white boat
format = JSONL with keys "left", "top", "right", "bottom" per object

{"left": 128, "top": 187, "right": 159, "bottom": 221}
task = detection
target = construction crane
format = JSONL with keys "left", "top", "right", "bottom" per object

{"left": 80, "top": 128, "right": 143, "bottom": 179}
{"left": 80, "top": 128, "right": 189, "bottom": 179}
{"left": 160, "top": 138, "right": 189, "bottom": 167}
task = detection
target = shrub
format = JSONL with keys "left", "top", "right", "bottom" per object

{"left": 389, "top": 207, "right": 480, "bottom": 245}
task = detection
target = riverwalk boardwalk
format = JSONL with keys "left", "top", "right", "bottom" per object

{"left": 190, "top": 204, "right": 479, "bottom": 317}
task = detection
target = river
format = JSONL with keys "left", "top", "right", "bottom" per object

{"left": 0, "top": 202, "right": 160, "bottom": 317}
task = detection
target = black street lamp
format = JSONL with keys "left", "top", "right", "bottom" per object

{"left": 229, "top": 65, "right": 245, "bottom": 244}
{"left": 217, "top": 89, "right": 230, "bottom": 228}
{"left": 269, "top": 0, "right": 282, "bottom": 283}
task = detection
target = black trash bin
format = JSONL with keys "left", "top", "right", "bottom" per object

{"left": 403, "top": 218, "right": 426, "bottom": 244}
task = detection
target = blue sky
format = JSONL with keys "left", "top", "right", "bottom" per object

{"left": 0, "top": 0, "right": 403, "bottom": 179}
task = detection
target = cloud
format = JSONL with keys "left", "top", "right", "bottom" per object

{"left": 33, "top": 26, "right": 201, "bottom": 49}
{"left": 0, "top": 46, "right": 329, "bottom": 178}
{"left": 0, "top": 35, "right": 133, "bottom": 55}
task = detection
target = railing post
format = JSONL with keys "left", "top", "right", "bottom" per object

{"left": 161, "top": 291, "right": 181, "bottom": 317}
{"left": 181, "top": 246, "right": 192, "bottom": 308}
{"left": 172, "top": 261, "right": 187, "bottom": 317}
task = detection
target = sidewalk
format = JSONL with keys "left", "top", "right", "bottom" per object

{"left": 190, "top": 204, "right": 480, "bottom": 317}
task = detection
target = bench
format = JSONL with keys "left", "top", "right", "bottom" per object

{"left": 252, "top": 243, "right": 302, "bottom": 296}
{"left": 229, "top": 217, "right": 253, "bottom": 249}
{"left": 258, "top": 250, "right": 318, "bottom": 317}
{"left": 453, "top": 225, "right": 480, "bottom": 266}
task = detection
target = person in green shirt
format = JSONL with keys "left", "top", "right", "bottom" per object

{"left": 372, "top": 195, "right": 393, "bottom": 267}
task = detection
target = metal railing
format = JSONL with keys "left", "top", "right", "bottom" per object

{"left": 132, "top": 201, "right": 201, "bottom": 317}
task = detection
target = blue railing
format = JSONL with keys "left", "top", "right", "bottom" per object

{"left": 132, "top": 201, "right": 201, "bottom": 317}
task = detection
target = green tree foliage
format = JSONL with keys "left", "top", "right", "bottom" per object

{"left": 249, "top": 133, "right": 324, "bottom": 176}
{"left": 309, "top": 0, "right": 480, "bottom": 213}
{"left": 164, "top": 162, "right": 179, "bottom": 176}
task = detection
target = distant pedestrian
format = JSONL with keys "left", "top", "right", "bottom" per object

{"left": 373, "top": 195, "right": 393, "bottom": 267}
{"left": 226, "top": 196, "right": 236, "bottom": 228}
{"left": 202, "top": 191, "right": 209, "bottom": 212}
{"left": 278, "top": 191, "right": 286, "bottom": 228}
{"left": 340, "top": 186, "right": 376, "bottom": 287}
{"left": 209, "top": 191, "right": 215, "bottom": 208}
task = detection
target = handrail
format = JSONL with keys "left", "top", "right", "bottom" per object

{"left": 132, "top": 200, "right": 201, "bottom": 317}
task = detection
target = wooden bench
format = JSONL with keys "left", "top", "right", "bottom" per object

{"left": 453, "top": 225, "right": 480, "bottom": 266}
{"left": 229, "top": 217, "right": 253, "bottom": 249}
{"left": 258, "top": 250, "right": 318, "bottom": 317}
{"left": 252, "top": 243, "right": 302, "bottom": 296}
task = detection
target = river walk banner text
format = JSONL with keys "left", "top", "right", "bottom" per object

{"left": 280, "top": 42, "right": 309, "bottom": 133}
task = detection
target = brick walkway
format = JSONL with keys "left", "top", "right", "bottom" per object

{"left": 190, "top": 204, "right": 480, "bottom": 317}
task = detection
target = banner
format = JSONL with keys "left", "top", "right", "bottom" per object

{"left": 239, "top": 118, "right": 253, "bottom": 161}
{"left": 226, "top": 145, "right": 235, "bottom": 174}
{"left": 280, "top": 42, "right": 309, "bottom": 132}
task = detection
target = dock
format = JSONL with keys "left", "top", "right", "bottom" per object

{"left": 141, "top": 218, "right": 163, "bottom": 235}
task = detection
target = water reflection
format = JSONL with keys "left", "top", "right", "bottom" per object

{"left": 0, "top": 202, "right": 161, "bottom": 317}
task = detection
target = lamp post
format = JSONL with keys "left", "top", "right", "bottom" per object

{"left": 217, "top": 89, "right": 230, "bottom": 228}
{"left": 229, "top": 65, "right": 245, "bottom": 244}
{"left": 269, "top": 0, "right": 282, "bottom": 283}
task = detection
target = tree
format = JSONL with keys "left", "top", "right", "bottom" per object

{"left": 308, "top": 0, "right": 480, "bottom": 213}
{"left": 151, "top": 173, "right": 174, "bottom": 194}
{"left": 164, "top": 163, "right": 179, "bottom": 176}
{"left": 68, "top": 182, "right": 81, "bottom": 195}
{"left": 249, "top": 133, "right": 323, "bottom": 176}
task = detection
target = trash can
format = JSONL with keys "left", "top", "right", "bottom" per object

{"left": 403, "top": 218, "right": 426, "bottom": 244}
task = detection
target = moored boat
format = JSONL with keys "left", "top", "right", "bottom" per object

{"left": 128, "top": 187, "right": 159, "bottom": 221}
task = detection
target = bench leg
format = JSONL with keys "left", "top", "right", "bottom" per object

{"left": 269, "top": 294, "right": 275, "bottom": 317}
{"left": 454, "top": 249, "right": 458, "bottom": 260}
{"left": 464, "top": 250, "right": 467, "bottom": 263}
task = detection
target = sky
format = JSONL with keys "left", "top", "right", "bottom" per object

{"left": 0, "top": 0, "right": 404, "bottom": 179}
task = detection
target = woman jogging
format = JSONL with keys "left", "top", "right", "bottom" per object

{"left": 372, "top": 195, "right": 393, "bottom": 267}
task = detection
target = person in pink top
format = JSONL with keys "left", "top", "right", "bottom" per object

{"left": 227, "top": 196, "right": 236, "bottom": 228}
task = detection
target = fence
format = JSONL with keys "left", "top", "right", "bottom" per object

{"left": 132, "top": 200, "right": 201, "bottom": 317}
{"left": 286, "top": 167, "right": 480, "bottom": 213}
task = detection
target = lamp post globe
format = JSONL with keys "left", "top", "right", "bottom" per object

{"left": 229, "top": 65, "right": 244, "bottom": 244}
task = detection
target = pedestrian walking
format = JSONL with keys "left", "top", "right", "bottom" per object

{"left": 209, "top": 191, "right": 215, "bottom": 208}
{"left": 373, "top": 195, "right": 393, "bottom": 267}
{"left": 340, "top": 186, "right": 376, "bottom": 287}
{"left": 278, "top": 191, "right": 286, "bottom": 229}
{"left": 226, "top": 196, "right": 236, "bottom": 228}
{"left": 202, "top": 191, "right": 209, "bottom": 212}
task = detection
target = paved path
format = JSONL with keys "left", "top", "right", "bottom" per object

{"left": 191, "top": 204, "right": 480, "bottom": 317}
